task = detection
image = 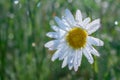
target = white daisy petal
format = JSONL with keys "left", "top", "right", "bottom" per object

{"left": 45, "top": 39, "right": 65, "bottom": 50}
{"left": 52, "top": 42, "right": 70, "bottom": 61}
{"left": 91, "top": 47, "right": 100, "bottom": 56}
{"left": 65, "top": 9, "right": 76, "bottom": 26}
{"left": 68, "top": 65, "right": 73, "bottom": 70}
{"left": 56, "top": 41, "right": 66, "bottom": 49}
{"left": 54, "top": 16, "right": 69, "bottom": 31}
{"left": 68, "top": 50, "right": 74, "bottom": 70}
{"left": 83, "top": 17, "right": 91, "bottom": 27}
{"left": 51, "top": 45, "right": 66, "bottom": 61}
{"left": 86, "top": 43, "right": 100, "bottom": 56}
{"left": 77, "top": 50, "right": 82, "bottom": 67}
{"left": 62, "top": 57, "right": 68, "bottom": 68}
{"left": 87, "top": 36, "right": 104, "bottom": 46}
{"left": 83, "top": 48, "right": 94, "bottom": 64}
{"left": 46, "top": 31, "right": 66, "bottom": 39}
{"left": 46, "top": 32, "right": 59, "bottom": 39}
{"left": 75, "top": 9, "right": 82, "bottom": 23}
{"left": 86, "top": 19, "right": 100, "bottom": 34}
{"left": 48, "top": 41, "right": 65, "bottom": 51}
{"left": 62, "top": 17, "right": 71, "bottom": 29}
{"left": 51, "top": 49, "right": 61, "bottom": 61}
{"left": 51, "top": 25, "right": 60, "bottom": 32}
{"left": 44, "top": 40, "right": 59, "bottom": 50}
{"left": 59, "top": 49, "right": 69, "bottom": 60}
{"left": 74, "top": 65, "right": 78, "bottom": 72}
{"left": 74, "top": 50, "right": 79, "bottom": 71}
{"left": 58, "top": 45, "right": 69, "bottom": 60}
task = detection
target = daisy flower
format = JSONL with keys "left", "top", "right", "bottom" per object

{"left": 45, "top": 9, "right": 104, "bottom": 71}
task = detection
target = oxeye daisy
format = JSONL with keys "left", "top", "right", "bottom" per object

{"left": 45, "top": 9, "right": 104, "bottom": 71}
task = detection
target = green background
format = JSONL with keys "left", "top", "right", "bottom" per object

{"left": 0, "top": 0, "right": 120, "bottom": 80}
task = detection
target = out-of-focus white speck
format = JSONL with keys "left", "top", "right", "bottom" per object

{"left": 32, "top": 42, "right": 36, "bottom": 47}
{"left": 114, "top": 21, "right": 118, "bottom": 25}
{"left": 14, "top": 0, "right": 19, "bottom": 4}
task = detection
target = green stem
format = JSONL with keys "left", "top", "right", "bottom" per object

{"left": 92, "top": 56, "right": 98, "bottom": 80}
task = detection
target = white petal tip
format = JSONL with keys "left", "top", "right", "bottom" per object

{"left": 101, "top": 41, "right": 104, "bottom": 46}
{"left": 98, "top": 40, "right": 104, "bottom": 46}
{"left": 62, "top": 65, "right": 65, "bottom": 68}
{"left": 44, "top": 43, "right": 48, "bottom": 48}
{"left": 96, "top": 52, "right": 100, "bottom": 57}
{"left": 95, "top": 19, "right": 100, "bottom": 23}
{"left": 44, "top": 43, "right": 51, "bottom": 49}
{"left": 69, "top": 67, "right": 72, "bottom": 70}
{"left": 51, "top": 58, "right": 55, "bottom": 62}
{"left": 97, "top": 18, "right": 100, "bottom": 21}
{"left": 96, "top": 54, "right": 100, "bottom": 57}
{"left": 76, "top": 9, "right": 80, "bottom": 12}
{"left": 75, "top": 69, "right": 78, "bottom": 72}
{"left": 68, "top": 66, "right": 73, "bottom": 70}
{"left": 62, "top": 57, "right": 68, "bottom": 68}
{"left": 51, "top": 54, "right": 58, "bottom": 61}
{"left": 89, "top": 61, "right": 94, "bottom": 64}
{"left": 62, "top": 64, "right": 67, "bottom": 68}
{"left": 46, "top": 33, "right": 49, "bottom": 37}
{"left": 74, "top": 67, "right": 78, "bottom": 72}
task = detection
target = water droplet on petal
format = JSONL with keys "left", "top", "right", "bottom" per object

{"left": 70, "top": 59, "right": 73, "bottom": 64}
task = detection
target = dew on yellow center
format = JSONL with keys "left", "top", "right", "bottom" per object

{"left": 66, "top": 27, "right": 88, "bottom": 49}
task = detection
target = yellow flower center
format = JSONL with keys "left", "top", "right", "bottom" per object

{"left": 66, "top": 27, "right": 88, "bottom": 49}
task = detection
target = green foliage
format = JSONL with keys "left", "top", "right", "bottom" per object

{"left": 0, "top": 0, "right": 120, "bottom": 80}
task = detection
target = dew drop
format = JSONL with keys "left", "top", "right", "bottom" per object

{"left": 70, "top": 58, "right": 73, "bottom": 64}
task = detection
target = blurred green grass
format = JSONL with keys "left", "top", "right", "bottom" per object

{"left": 0, "top": 0, "right": 120, "bottom": 80}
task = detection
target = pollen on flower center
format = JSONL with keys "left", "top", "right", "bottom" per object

{"left": 66, "top": 27, "right": 88, "bottom": 49}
